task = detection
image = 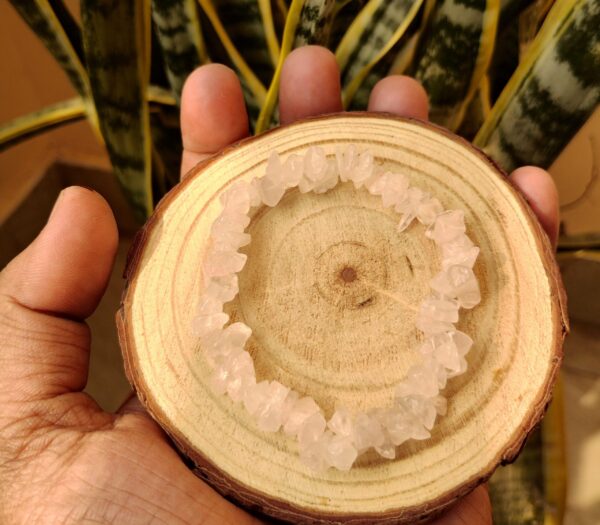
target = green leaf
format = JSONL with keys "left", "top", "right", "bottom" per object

{"left": 255, "top": 0, "right": 337, "bottom": 133}
{"left": 293, "top": 0, "right": 337, "bottom": 45}
{"left": 336, "top": 0, "right": 428, "bottom": 108}
{"left": 47, "top": 0, "right": 85, "bottom": 62}
{"left": 488, "top": 15, "right": 520, "bottom": 102}
{"left": 346, "top": 29, "right": 418, "bottom": 110}
{"left": 8, "top": 0, "right": 100, "bottom": 136}
{"left": 10, "top": 0, "right": 88, "bottom": 97}
{"left": 489, "top": 377, "right": 567, "bottom": 525}
{"left": 151, "top": 0, "right": 209, "bottom": 103}
{"left": 197, "top": 0, "right": 268, "bottom": 105}
{"left": 82, "top": 0, "right": 153, "bottom": 219}
{"left": 209, "top": 0, "right": 278, "bottom": 85}
{"left": 148, "top": 85, "right": 178, "bottom": 106}
{"left": 343, "top": 0, "right": 436, "bottom": 110}
{"left": 150, "top": 105, "right": 184, "bottom": 195}
{"left": 414, "top": 0, "right": 500, "bottom": 130}
{"left": 329, "top": 0, "right": 368, "bottom": 51}
{"left": 489, "top": 428, "right": 546, "bottom": 524}
{"left": 0, "top": 97, "right": 85, "bottom": 151}
{"left": 456, "top": 77, "right": 492, "bottom": 139}
{"left": 474, "top": 0, "right": 600, "bottom": 171}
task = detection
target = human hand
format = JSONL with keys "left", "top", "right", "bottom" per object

{"left": 0, "top": 46, "right": 558, "bottom": 524}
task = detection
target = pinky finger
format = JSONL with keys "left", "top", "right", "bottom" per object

{"left": 510, "top": 166, "right": 560, "bottom": 250}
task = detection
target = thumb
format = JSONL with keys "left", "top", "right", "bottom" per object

{"left": 0, "top": 186, "right": 118, "bottom": 403}
{"left": 2, "top": 186, "right": 118, "bottom": 319}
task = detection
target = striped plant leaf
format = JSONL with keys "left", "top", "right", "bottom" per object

{"left": 0, "top": 97, "right": 85, "bottom": 151}
{"left": 255, "top": 0, "right": 336, "bottom": 133}
{"left": 150, "top": 105, "right": 184, "bottom": 195}
{"left": 197, "top": 0, "right": 267, "bottom": 106}
{"left": 9, "top": 0, "right": 88, "bottom": 97}
{"left": 474, "top": 0, "right": 600, "bottom": 171}
{"left": 147, "top": 84, "right": 184, "bottom": 194}
{"left": 294, "top": 0, "right": 337, "bottom": 45}
{"left": 335, "top": 0, "right": 428, "bottom": 108}
{"left": 82, "top": 0, "right": 153, "bottom": 219}
{"left": 329, "top": 0, "right": 367, "bottom": 50}
{"left": 517, "top": 0, "right": 555, "bottom": 57}
{"left": 345, "top": 0, "right": 436, "bottom": 110}
{"left": 457, "top": 76, "right": 492, "bottom": 139}
{"left": 274, "top": 0, "right": 290, "bottom": 19}
{"left": 498, "top": 0, "right": 532, "bottom": 21}
{"left": 151, "top": 0, "right": 208, "bottom": 103}
{"left": 148, "top": 85, "right": 178, "bottom": 106}
{"left": 488, "top": 14, "right": 520, "bottom": 102}
{"left": 47, "top": 0, "right": 85, "bottom": 62}
{"left": 387, "top": 0, "right": 438, "bottom": 76}
{"left": 488, "top": 378, "right": 567, "bottom": 525}
{"left": 8, "top": 0, "right": 100, "bottom": 136}
{"left": 413, "top": 0, "right": 500, "bottom": 130}
{"left": 489, "top": 428, "right": 546, "bottom": 524}
{"left": 486, "top": 0, "right": 538, "bottom": 102}
{"left": 272, "top": 0, "right": 290, "bottom": 37}
{"left": 209, "top": 0, "right": 276, "bottom": 85}
{"left": 347, "top": 28, "right": 419, "bottom": 110}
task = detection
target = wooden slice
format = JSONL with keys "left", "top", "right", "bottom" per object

{"left": 117, "top": 113, "right": 568, "bottom": 524}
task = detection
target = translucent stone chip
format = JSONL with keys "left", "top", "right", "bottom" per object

{"left": 430, "top": 265, "right": 481, "bottom": 309}
{"left": 427, "top": 210, "right": 466, "bottom": 244}
{"left": 416, "top": 297, "right": 460, "bottom": 334}
{"left": 283, "top": 396, "right": 321, "bottom": 436}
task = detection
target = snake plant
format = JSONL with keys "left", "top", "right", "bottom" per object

{"left": 2, "top": 0, "right": 598, "bottom": 218}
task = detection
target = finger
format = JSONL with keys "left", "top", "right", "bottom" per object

{"left": 279, "top": 46, "right": 343, "bottom": 124}
{"left": 117, "top": 390, "right": 146, "bottom": 415}
{"left": 429, "top": 485, "right": 492, "bottom": 525}
{"left": 1, "top": 187, "right": 118, "bottom": 319}
{"left": 510, "top": 166, "right": 559, "bottom": 249}
{"left": 367, "top": 75, "right": 429, "bottom": 120}
{"left": 180, "top": 64, "right": 250, "bottom": 178}
{"left": 0, "top": 187, "right": 118, "bottom": 401}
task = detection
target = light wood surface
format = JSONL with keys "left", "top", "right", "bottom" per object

{"left": 118, "top": 114, "right": 567, "bottom": 523}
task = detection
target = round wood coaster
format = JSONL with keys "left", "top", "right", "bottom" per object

{"left": 117, "top": 113, "right": 567, "bottom": 524}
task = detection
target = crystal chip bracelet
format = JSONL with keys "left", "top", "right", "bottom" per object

{"left": 192, "top": 145, "right": 481, "bottom": 472}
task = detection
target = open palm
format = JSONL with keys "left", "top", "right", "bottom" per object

{"left": 0, "top": 46, "right": 558, "bottom": 524}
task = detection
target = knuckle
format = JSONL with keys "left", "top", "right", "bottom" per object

{"left": 0, "top": 296, "right": 90, "bottom": 406}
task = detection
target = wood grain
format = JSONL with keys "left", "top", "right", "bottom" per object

{"left": 117, "top": 113, "right": 567, "bottom": 524}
